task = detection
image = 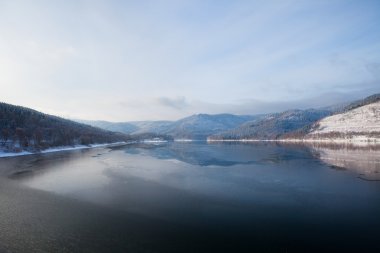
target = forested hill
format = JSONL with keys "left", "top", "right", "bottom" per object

{"left": 208, "top": 109, "right": 331, "bottom": 141}
{"left": 0, "top": 102, "right": 130, "bottom": 152}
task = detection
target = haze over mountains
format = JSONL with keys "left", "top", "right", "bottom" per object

{"left": 80, "top": 114, "right": 258, "bottom": 140}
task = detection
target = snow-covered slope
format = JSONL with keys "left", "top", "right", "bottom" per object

{"left": 307, "top": 101, "right": 380, "bottom": 142}
{"left": 310, "top": 101, "right": 380, "bottom": 134}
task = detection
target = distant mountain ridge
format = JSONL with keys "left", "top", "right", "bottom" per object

{"left": 81, "top": 114, "right": 258, "bottom": 140}
{"left": 337, "top": 93, "right": 380, "bottom": 113}
{"left": 78, "top": 120, "right": 140, "bottom": 134}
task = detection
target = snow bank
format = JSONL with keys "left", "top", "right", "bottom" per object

{"left": 0, "top": 142, "right": 128, "bottom": 158}
{"left": 0, "top": 151, "right": 33, "bottom": 158}
{"left": 174, "top": 139, "right": 194, "bottom": 142}
{"left": 141, "top": 140, "right": 168, "bottom": 143}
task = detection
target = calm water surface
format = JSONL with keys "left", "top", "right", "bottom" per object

{"left": 0, "top": 142, "right": 379, "bottom": 252}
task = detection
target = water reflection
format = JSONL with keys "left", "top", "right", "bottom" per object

{"left": 120, "top": 142, "right": 380, "bottom": 181}
{"left": 121, "top": 141, "right": 315, "bottom": 166}
{"left": 308, "top": 143, "right": 380, "bottom": 181}
{"left": 4, "top": 142, "right": 380, "bottom": 188}
{"left": 1, "top": 142, "right": 380, "bottom": 252}
{"left": 3, "top": 142, "right": 378, "bottom": 219}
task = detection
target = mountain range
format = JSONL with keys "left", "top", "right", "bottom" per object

{"left": 83, "top": 93, "right": 380, "bottom": 143}
{"left": 1, "top": 93, "right": 379, "bottom": 154}
{"left": 80, "top": 114, "right": 258, "bottom": 140}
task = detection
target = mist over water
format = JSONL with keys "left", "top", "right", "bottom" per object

{"left": 1, "top": 142, "right": 380, "bottom": 252}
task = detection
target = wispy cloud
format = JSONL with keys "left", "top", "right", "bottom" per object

{"left": 156, "top": 96, "right": 188, "bottom": 110}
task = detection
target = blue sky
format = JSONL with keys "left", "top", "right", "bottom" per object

{"left": 0, "top": 0, "right": 379, "bottom": 121}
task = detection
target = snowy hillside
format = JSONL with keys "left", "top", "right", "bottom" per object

{"left": 307, "top": 101, "right": 380, "bottom": 142}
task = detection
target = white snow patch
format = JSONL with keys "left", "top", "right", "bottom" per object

{"left": 0, "top": 151, "right": 32, "bottom": 158}
{"left": 0, "top": 142, "right": 128, "bottom": 158}
{"left": 174, "top": 139, "right": 194, "bottom": 142}
{"left": 141, "top": 140, "right": 168, "bottom": 143}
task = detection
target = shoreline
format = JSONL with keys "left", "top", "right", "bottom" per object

{"left": 207, "top": 138, "right": 380, "bottom": 147}
{"left": 4, "top": 137, "right": 379, "bottom": 158}
{"left": 0, "top": 141, "right": 130, "bottom": 158}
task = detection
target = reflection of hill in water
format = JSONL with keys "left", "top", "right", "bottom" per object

{"left": 123, "top": 142, "right": 315, "bottom": 167}
{"left": 309, "top": 144, "right": 380, "bottom": 181}
{"left": 123, "top": 142, "right": 380, "bottom": 181}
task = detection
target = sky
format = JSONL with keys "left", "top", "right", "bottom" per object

{"left": 0, "top": 0, "right": 379, "bottom": 121}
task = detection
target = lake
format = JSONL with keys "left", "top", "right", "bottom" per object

{"left": 0, "top": 142, "right": 379, "bottom": 252}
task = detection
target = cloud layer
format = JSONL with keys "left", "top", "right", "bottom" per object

{"left": 0, "top": 0, "right": 379, "bottom": 121}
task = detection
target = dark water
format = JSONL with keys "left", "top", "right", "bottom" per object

{"left": 0, "top": 142, "right": 380, "bottom": 252}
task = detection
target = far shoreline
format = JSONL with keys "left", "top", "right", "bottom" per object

{"left": 207, "top": 138, "right": 380, "bottom": 147}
